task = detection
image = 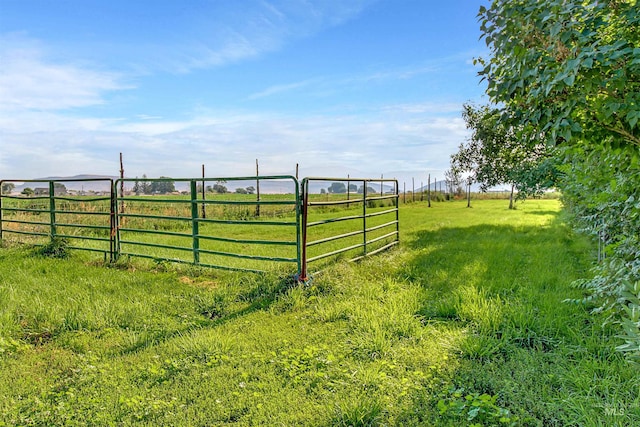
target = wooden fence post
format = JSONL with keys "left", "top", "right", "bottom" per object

{"left": 255, "top": 159, "right": 260, "bottom": 217}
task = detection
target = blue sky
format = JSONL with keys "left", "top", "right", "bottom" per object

{"left": 0, "top": 0, "right": 488, "bottom": 184}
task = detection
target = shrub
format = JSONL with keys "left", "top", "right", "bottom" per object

{"left": 37, "top": 237, "right": 69, "bottom": 258}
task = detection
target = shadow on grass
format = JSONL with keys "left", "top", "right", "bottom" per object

{"left": 521, "top": 209, "right": 560, "bottom": 216}
{"left": 118, "top": 273, "right": 297, "bottom": 355}
{"left": 402, "top": 221, "right": 570, "bottom": 293}
{"left": 211, "top": 274, "right": 297, "bottom": 322}
{"left": 401, "top": 215, "right": 590, "bottom": 336}
{"left": 394, "top": 216, "right": 628, "bottom": 425}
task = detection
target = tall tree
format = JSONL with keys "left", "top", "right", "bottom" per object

{"left": 132, "top": 178, "right": 141, "bottom": 195}
{"left": 451, "top": 104, "right": 554, "bottom": 209}
{"left": 53, "top": 183, "right": 67, "bottom": 195}
{"left": 328, "top": 182, "right": 347, "bottom": 194}
{"left": 212, "top": 181, "right": 227, "bottom": 193}
{"left": 150, "top": 177, "right": 176, "bottom": 194}
{"left": 444, "top": 168, "right": 463, "bottom": 198}
{"left": 140, "top": 174, "right": 152, "bottom": 194}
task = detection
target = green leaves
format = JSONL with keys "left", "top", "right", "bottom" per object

{"left": 437, "top": 388, "right": 518, "bottom": 426}
{"left": 451, "top": 103, "right": 555, "bottom": 201}
{"left": 478, "top": 0, "right": 640, "bottom": 148}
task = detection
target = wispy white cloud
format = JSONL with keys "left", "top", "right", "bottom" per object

{"left": 247, "top": 78, "right": 319, "bottom": 100}
{"left": 0, "top": 105, "right": 467, "bottom": 183}
{"left": 132, "top": 0, "right": 379, "bottom": 74}
{"left": 0, "top": 110, "right": 118, "bottom": 133}
{"left": 0, "top": 34, "right": 130, "bottom": 112}
{"left": 380, "top": 102, "right": 464, "bottom": 114}
{"left": 245, "top": 50, "right": 481, "bottom": 103}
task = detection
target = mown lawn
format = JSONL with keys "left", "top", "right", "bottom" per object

{"left": 0, "top": 199, "right": 638, "bottom": 426}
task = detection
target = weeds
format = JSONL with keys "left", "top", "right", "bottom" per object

{"left": 437, "top": 388, "right": 518, "bottom": 426}
{"left": 332, "top": 397, "right": 385, "bottom": 426}
{"left": 36, "top": 237, "right": 69, "bottom": 258}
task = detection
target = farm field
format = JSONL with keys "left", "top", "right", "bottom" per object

{"left": 1, "top": 199, "right": 638, "bottom": 426}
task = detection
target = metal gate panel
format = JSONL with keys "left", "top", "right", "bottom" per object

{"left": 299, "top": 177, "right": 399, "bottom": 280}
{"left": 113, "top": 176, "right": 301, "bottom": 274}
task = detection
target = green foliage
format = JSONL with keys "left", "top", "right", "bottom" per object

{"left": 37, "top": 237, "right": 69, "bottom": 258}
{"left": 437, "top": 388, "right": 517, "bottom": 426}
{"left": 149, "top": 177, "right": 176, "bottom": 194}
{"left": 328, "top": 182, "right": 347, "bottom": 193}
{"left": 21, "top": 187, "right": 34, "bottom": 196}
{"left": 1, "top": 182, "right": 15, "bottom": 195}
{"left": 132, "top": 174, "right": 152, "bottom": 194}
{"left": 561, "top": 145, "right": 640, "bottom": 363}
{"left": 332, "top": 397, "right": 384, "bottom": 426}
{"left": 451, "top": 103, "right": 556, "bottom": 203}
{"left": 132, "top": 176, "right": 175, "bottom": 194}
{"left": 0, "top": 336, "right": 30, "bottom": 356}
{"left": 478, "top": 0, "right": 639, "bottom": 148}
{"left": 212, "top": 183, "right": 227, "bottom": 193}
{"left": 478, "top": 0, "right": 640, "bottom": 363}
{"left": 616, "top": 281, "right": 640, "bottom": 366}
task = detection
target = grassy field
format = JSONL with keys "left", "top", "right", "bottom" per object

{"left": 0, "top": 199, "right": 638, "bottom": 426}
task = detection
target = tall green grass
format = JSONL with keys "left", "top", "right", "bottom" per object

{"left": 0, "top": 199, "right": 638, "bottom": 426}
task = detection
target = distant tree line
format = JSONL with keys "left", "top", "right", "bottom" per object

{"left": 196, "top": 180, "right": 255, "bottom": 194}
{"left": 132, "top": 175, "right": 175, "bottom": 195}
{"left": 327, "top": 182, "right": 377, "bottom": 194}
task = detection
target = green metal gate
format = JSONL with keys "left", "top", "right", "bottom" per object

{"left": 0, "top": 179, "right": 115, "bottom": 260}
{"left": 113, "top": 176, "right": 301, "bottom": 274}
{"left": 299, "top": 177, "right": 399, "bottom": 280}
{"left": 1, "top": 176, "right": 400, "bottom": 277}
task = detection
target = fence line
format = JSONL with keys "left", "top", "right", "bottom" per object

{"left": 0, "top": 178, "right": 115, "bottom": 260}
{"left": 1, "top": 176, "right": 400, "bottom": 279}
